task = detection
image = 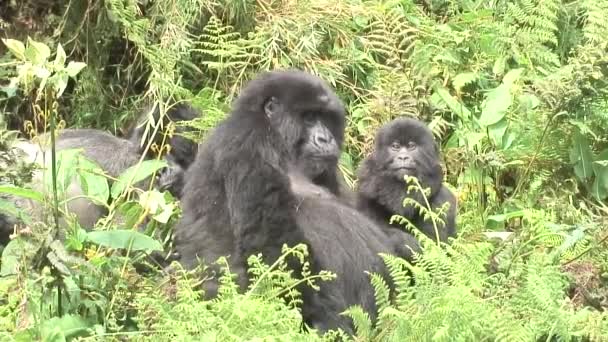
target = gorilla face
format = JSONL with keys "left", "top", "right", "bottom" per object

{"left": 253, "top": 72, "right": 345, "bottom": 179}
{"left": 295, "top": 113, "right": 342, "bottom": 179}
{"left": 156, "top": 156, "right": 185, "bottom": 196}
{"left": 374, "top": 118, "right": 441, "bottom": 184}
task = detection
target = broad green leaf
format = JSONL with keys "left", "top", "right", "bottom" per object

{"left": 54, "top": 43, "right": 66, "bottom": 68}
{"left": 479, "top": 84, "right": 512, "bottom": 127}
{"left": 591, "top": 149, "right": 608, "bottom": 200}
{"left": 139, "top": 190, "right": 176, "bottom": 224}
{"left": 66, "top": 61, "right": 87, "bottom": 77}
{"left": 49, "top": 148, "right": 109, "bottom": 205}
{"left": 117, "top": 201, "right": 146, "bottom": 229}
{"left": 493, "top": 56, "right": 506, "bottom": 76}
{"left": 488, "top": 118, "right": 508, "bottom": 148}
{"left": 40, "top": 314, "right": 92, "bottom": 341}
{"left": 87, "top": 229, "right": 163, "bottom": 252}
{"left": 570, "top": 131, "right": 594, "bottom": 181}
{"left": 517, "top": 93, "right": 540, "bottom": 112}
{"left": 34, "top": 65, "right": 51, "bottom": 79}
{"left": 51, "top": 72, "right": 69, "bottom": 97}
{"left": 44, "top": 148, "right": 82, "bottom": 197}
{"left": 0, "top": 185, "right": 44, "bottom": 202}
{"left": 25, "top": 37, "right": 51, "bottom": 64}
{"left": 2, "top": 38, "right": 26, "bottom": 60}
{"left": 502, "top": 131, "right": 516, "bottom": 150}
{"left": 111, "top": 159, "right": 167, "bottom": 199}
{"left": 464, "top": 132, "right": 485, "bottom": 148}
{"left": 77, "top": 157, "right": 110, "bottom": 206}
{"left": 433, "top": 86, "right": 471, "bottom": 119}
{"left": 1, "top": 238, "right": 38, "bottom": 276}
{"left": 452, "top": 72, "right": 478, "bottom": 92}
{"left": 502, "top": 68, "right": 524, "bottom": 87}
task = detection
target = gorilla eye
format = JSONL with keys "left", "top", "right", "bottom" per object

{"left": 390, "top": 142, "right": 400, "bottom": 150}
{"left": 407, "top": 141, "right": 417, "bottom": 150}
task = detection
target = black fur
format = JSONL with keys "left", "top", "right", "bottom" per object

{"left": 357, "top": 117, "right": 457, "bottom": 243}
{"left": 127, "top": 103, "right": 201, "bottom": 197}
{"left": 127, "top": 103, "right": 200, "bottom": 171}
{"left": 174, "top": 70, "right": 417, "bottom": 334}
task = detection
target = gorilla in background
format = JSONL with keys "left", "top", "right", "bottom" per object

{"left": 356, "top": 117, "right": 457, "bottom": 244}
{"left": 174, "top": 70, "right": 420, "bottom": 334}
{"left": 0, "top": 103, "right": 200, "bottom": 239}
{"left": 126, "top": 103, "right": 200, "bottom": 197}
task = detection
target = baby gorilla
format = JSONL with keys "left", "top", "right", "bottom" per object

{"left": 356, "top": 117, "right": 457, "bottom": 243}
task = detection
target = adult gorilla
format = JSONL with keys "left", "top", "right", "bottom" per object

{"left": 0, "top": 103, "right": 200, "bottom": 237}
{"left": 356, "top": 117, "right": 457, "bottom": 243}
{"left": 174, "top": 70, "right": 419, "bottom": 334}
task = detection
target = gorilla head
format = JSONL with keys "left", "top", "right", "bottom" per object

{"left": 237, "top": 71, "right": 346, "bottom": 195}
{"left": 127, "top": 103, "right": 201, "bottom": 197}
{"left": 357, "top": 117, "right": 456, "bottom": 243}
{"left": 372, "top": 118, "right": 442, "bottom": 190}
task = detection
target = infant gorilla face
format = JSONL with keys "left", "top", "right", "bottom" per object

{"left": 386, "top": 140, "right": 419, "bottom": 180}
{"left": 375, "top": 118, "right": 439, "bottom": 181}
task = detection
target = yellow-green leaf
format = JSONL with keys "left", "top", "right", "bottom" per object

{"left": 25, "top": 37, "right": 51, "bottom": 64}
{"left": 2, "top": 38, "right": 26, "bottom": 60}
{"left": 65, "top": 61, "right": 87, "bottom": 77}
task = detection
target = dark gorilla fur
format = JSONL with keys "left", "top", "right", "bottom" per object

{"left": 356, "top": 117, "right": 457, "bottom": 243}
{"left": 286, "top": 87, "right": 352, "bottom": 201}
{"left": 174, "top": 70, "right": 419, "bottom": 334}
{"left": 126, "top": 103, "right": 201, "bottom": 197}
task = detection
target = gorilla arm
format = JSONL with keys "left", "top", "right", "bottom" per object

{"left": 225, "top": 157, "right": 306, "bottom": 270}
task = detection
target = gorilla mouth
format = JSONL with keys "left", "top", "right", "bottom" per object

{"left": 312, "top": 155, "right": 338, "bottom": 162}
{"left": 394, "top": 166, "right": 416, "bottom": 172}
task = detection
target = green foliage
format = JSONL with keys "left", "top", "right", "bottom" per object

{"left": 2, "top": 0, "right": 608, "bottom": 340}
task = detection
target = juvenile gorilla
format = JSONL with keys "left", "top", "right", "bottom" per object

{"left": 356, "top": 118, "right": 457, "bottom": 243}
{"left": 0, "top": 104, "right": 200, "bottom": 237}
{"left": 174, "top": 70, "right": 419, "bottom": 334}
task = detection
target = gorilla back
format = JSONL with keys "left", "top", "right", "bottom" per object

{"left": 1, "top": 103, "right": 200, "bottom": 237}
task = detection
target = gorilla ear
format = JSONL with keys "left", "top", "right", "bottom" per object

{"left": 264, "top": 97, "right": 280, "bottom": 119}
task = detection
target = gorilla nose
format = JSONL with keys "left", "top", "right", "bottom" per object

{"left": 315, "top": 134, "right": 335, "bottom": 147}
{"left": 315, "top": 134, "right": 333, "bottom": 145}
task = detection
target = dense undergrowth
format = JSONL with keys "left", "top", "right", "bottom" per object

{"left": 1, "top": 0, "right": 608, "bottom": 340}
